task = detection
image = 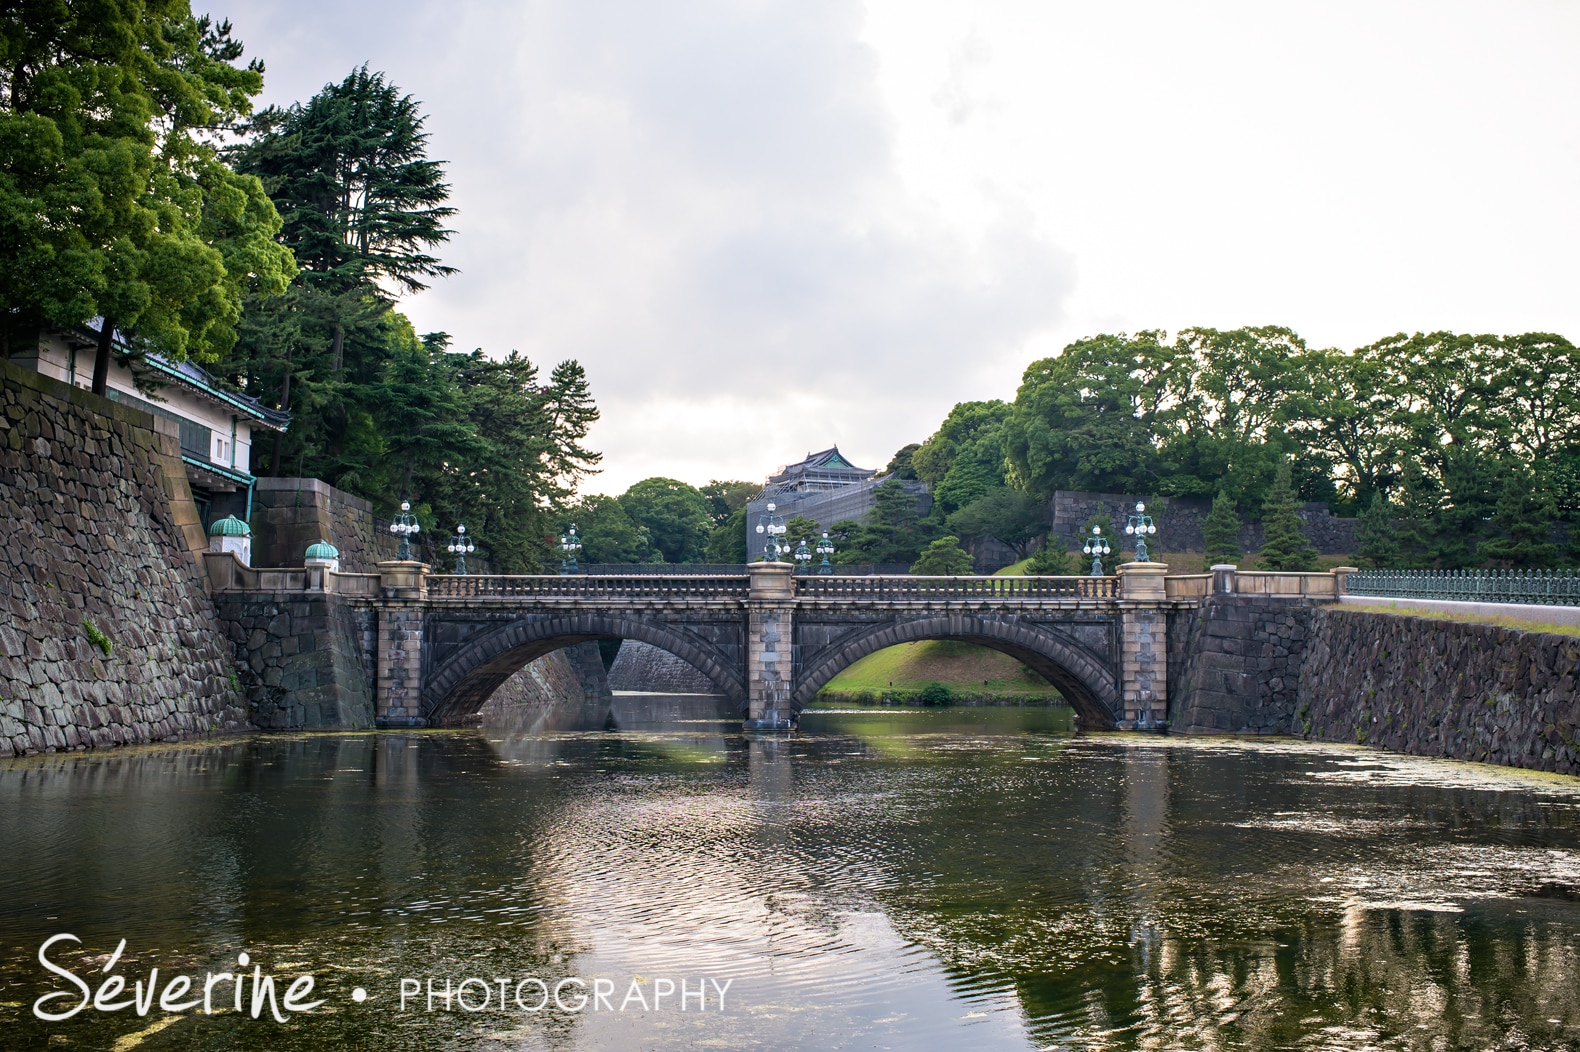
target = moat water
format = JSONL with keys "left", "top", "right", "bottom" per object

{"left": 2, "top": 697, "right": 1579, "bottom": 1051}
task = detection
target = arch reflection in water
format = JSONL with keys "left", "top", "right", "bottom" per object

{"left": 0, "top": 703, "right": 1578, "bottom": 1050}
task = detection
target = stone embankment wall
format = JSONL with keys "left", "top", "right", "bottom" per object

{"left": 607, "top": 640, "right": 721, "bottom": 694}
{"left": 478, "top": 642, "right": 612, "bottom": 731}
{"left": 251, "top": 477, "right": 400, "bottom": 572}
{"left": 0, "top": 362, "right": 247, "bottom": 757}
{"left": 1297, "top": 609, "right": 1579, "bottom": 776}
{"left": 1051, "top": 490, "right": 1358, "bottom": 556}
{"left": 1169, "top": 597, "right": 1316, "bottom": 733}
{"left": 1170, "top": 596, "right": 1579, "bottom": 778}
{"left": 212, "top": 590, "right": 376, "bottom": 729}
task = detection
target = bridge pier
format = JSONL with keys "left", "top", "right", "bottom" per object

{"left": 746, "top": 563, "right": 796, "bottom": 721}
{"left": 1117, "top": 563, "right": 1170, "bottom": 729}
{"left": 376, "top": 560, "right": 428, "bottom": 727}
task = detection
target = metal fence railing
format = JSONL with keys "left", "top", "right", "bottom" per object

{"left": 1345, "top": 569, "right": 1580, "bottom": 607}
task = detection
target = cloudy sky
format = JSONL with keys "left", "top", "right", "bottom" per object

{"left": 211, "top": 0, "right": 1580, "bottom": 494}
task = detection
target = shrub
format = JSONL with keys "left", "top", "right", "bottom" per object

{"left": 918, "top": 681, "right": 954, "bottom": 706}
{"left": 82, "top": 619, "right": 112, "bottom": 658}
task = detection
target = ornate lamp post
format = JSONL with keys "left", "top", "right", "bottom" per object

{"left": 1082, "top": 525, "right": 1111, "bottom": 576}
{"left": 815, "top": 531, "right": 835, "bottom": 574}
{"left": 559, "top": 524, "right": 581, "bottom": 574}
{"left": 754, "top": 502, "right": 788, "bottom": 562}
{"left": 389, "top": 500, "right": 420, "bottom": 561}
{"left": 447, "top": 523, "right": 476, "bottom": 575}
{"left": 1125, "top": 501, "right": 1158, "bottom": 563}
{"left": 794, "top": 537, "right": 813, "bottom": 572}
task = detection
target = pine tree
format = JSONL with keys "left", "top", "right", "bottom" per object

{"left": 1025, "top": 536, "right": 1074, "bottom": 574}
{"left": 1200, "top": 489, "right": 1241, "bottom": 571}
{"left": 911, "top": 536, "right": 974, "bottom": 575}
{"left": 1355, "top": 491, "right": 1400, "bottom": 569}
{"left": 1257, "top": 462, "right": 1319, "bottom": 571}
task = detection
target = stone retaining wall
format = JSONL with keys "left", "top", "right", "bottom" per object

{"left": 213, "top": 592, "right": 377, "bottom": 729}
{"left": 607, "top": 640, "right": 721, "bottom": 694}
{"left": 0, "top": 361, "right": 247, "bottom": 757}
{"left": 251, "top": 477, "right": 400, "bottom": 572}
{"left": 478, "top": 642, "right": 612, "bottom": 731}
{"left": 1298, "top": 609, "right": 1580, "bottom": 776}
{"left": 1169, "top": 596, "right": 1317, "bottom": 734}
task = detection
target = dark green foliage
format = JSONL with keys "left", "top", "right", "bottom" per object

{"left": 1201, "top": 489, "right": 1242, "bottom": 570}
{"left": 620, "top": 478, "right": 713, "bottom": 564}
{"left": 700, "top": 480, "right": 757, "bottom": 525}
{"left": 946, "top": 486, "right": 1046, "bottom": 558}
{"left": 1355, "top": 492, "right": 1399, "bottom": 570}
{"left": 704, "top": 506, "right": 749, "bottom": 563}
{"left": 1258, "top": 463, "right": 1319, "bottom": 571}
{"left": 834, "top": 480, "right": 933, "bottom": 566}
{"left": 913, "top": 400, "right": 1012, "bottom": 515}
{"left": 1024, "top": 539, "right": 1074, "bottom": 575}
{"left": 884, "top": 443, "right": 920, "bottom": 480}
{"left": 917, "top": 682, "right": 954, "bottom": 706}
{"left": 572, "top": 494, "right": 651, "bottom": 564}
{"left": 911, "top": 535, "right": 974, "bottom": 575}
{"left": 0, "top": 3, "right": 295, "bottom": 380}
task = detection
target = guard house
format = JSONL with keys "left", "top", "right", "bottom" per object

{"left": 744, "top": 446, "right": 930, "bottom": 558}
{"left": 17, "top": 326, "right": 290, "bottom": 527}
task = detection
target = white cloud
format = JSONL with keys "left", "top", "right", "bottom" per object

{"left": 210, "top": 0, "right": 1580, "bottom": 493}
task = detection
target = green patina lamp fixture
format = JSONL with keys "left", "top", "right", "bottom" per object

{"left": 389, "top": 501, "right": 420, "bottom": 561}
{"left": 448, "top": 523, "right": 476, "bottom": 575}
{"left": 815, "top": 531, "right": 835, "bottom": 574}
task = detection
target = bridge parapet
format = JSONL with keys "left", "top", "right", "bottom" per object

{"left": 795, "top": 574, "right": 1118, "bottom": 600}
{"left": 427, "top": 574, "right": 750, "bottom": 601}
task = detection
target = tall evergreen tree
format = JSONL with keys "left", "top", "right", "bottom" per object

{"left": 228, "top": 66, "right": 456, "bottom": 479}
{"left": 1201, "top": 489, "right": 1242, "bottom": 571}
{"left": 1355, "top": 491, "right": 1400, "bottom": 569}
{"left": 1257, "top": 462, "right": 1319, "bottom": 571}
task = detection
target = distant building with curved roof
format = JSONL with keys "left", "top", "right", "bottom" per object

{"left": 744, "top": 446, "right": 930, "bottom": 560}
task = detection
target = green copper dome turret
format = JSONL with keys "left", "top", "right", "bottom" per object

{"left": 208, "top": 515, "right": 251, "bottom": 537}
{"left": 305, "top": 541, "right": 340, "bottom": 561}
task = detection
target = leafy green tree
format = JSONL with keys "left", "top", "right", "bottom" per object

{"left": 572, "top": 495, "right": 651, "bottom": 564}
{"left": 0, "top": 6, "right": 295, "bottom": 386}
{"left": 911, "top": 536, "right": 973, "bottom": 575}
{"left": 885, "top": 443, "right": 920, "bottom": 480}
{"left": 703, "top": 506, "right": 748, "bottom": 563}
{"left": 1257, "top": 462, "right": 1319, "bottom": 571}
{"left": 620, "top": 478, "right": 713, "bottom": 563}
{"left": 1201, "top": 489, "right": 1242, "bottom": 570}
{"left": 228, "top": 66, "right": 456, "bottom": 477}
{"left": 784, "top": 515, "right": 823, "bottom": 552}
{"left": 1003, "top": 333, "right": 1177, "bottom": 500}
{"left": 700, "top": 480, "right": 757, "bottom": 525}
{"left": 913, "top": 401, "right": 1012, "bottom": 514}
{"left": 946, "top": 486, "right": 1046, "bottom": 558}
{"left": 1478, "top": 466, "right": 1560, "bottom": 567}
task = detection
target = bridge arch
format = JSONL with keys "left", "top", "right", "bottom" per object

{"left": 423, "top": 614, "right": 747, "bottom": 725}
{"left": 793, "top": 614, "right": 1120, "bottom": 727}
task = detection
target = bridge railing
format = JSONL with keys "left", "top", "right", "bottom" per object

{"left": 1345, "top": 568, "right": 1580, "bottom": 606}
{"left": 427, "top": 574, "right": 751, "bottom": 600}
{"left": 1234, "top": 571, "right": 1340, "bottom": 597}
{"left": 793, "top": 574, "right": 1120, "bottom": 600}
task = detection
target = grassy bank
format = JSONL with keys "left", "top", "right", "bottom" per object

{"left": 816, "top": 640, "right": 1066, "bottom": 705}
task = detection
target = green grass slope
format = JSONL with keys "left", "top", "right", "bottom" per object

{"left": 817, "top": 640, "right": 1065, "bottom": 703}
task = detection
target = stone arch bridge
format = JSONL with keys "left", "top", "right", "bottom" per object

{"left": 205, "top": 558, "right": 1350, "bottom": 731}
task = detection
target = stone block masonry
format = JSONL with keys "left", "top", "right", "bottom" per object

{"left": 0, "top": 361, "right": 248, "bottom": 757}
{"left": 1169, "top": 596, "right": 1316, "bottom": 734}
{"left": 213, "top": 591, "right": 376, "bottom": 729}
{"left": 1298, "top": 609, "right": 1580, "bottom": 777}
